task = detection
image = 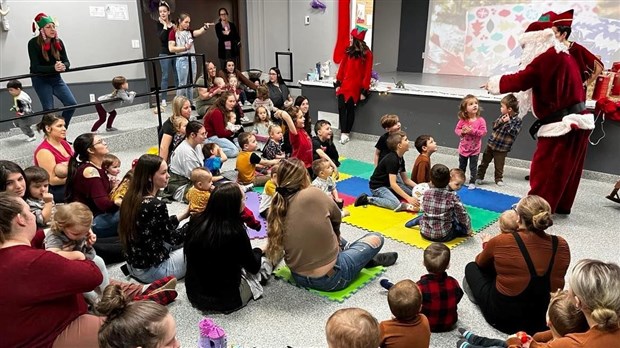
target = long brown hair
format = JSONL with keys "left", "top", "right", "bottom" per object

{"left": 345, "top": 38, "right": 370, "bottom": 60}
{"left": 118, "top": 154, "right": 163, "bottom": 249}
{"left": 37, "top": 35, "right": 61, "bottom": 61}
{"left": 207, "top": 91, "right": 234, "bottom": 123}
{"left": 266, "top": 158, "right": 310, "bottom": 262}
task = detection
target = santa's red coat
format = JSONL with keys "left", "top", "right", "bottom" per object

{"left": 489, "top": 46, "right": 594, "bottom": 213}
{"left": 335, "top": 50, "right": 373, "bottom": 103}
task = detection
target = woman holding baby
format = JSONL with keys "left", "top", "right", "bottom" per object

{"left": 34, "top": 113, "right": 73, "bottom": 203}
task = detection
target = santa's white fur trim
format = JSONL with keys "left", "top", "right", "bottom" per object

{"left": 515, "top": 90, "right": 532, "bottom": 119}
{"left": 487, "top": 75, "right": 502, "bottom": 95}
{"left": 537, "top": 113, "right": 595, "bottom": 137}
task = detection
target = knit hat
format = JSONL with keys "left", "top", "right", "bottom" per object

{"left": 32, "top": 13, "right": 54, "bottom": 33}
{"left": 552, "top": 9, "right": 574, "bottom": 27}
{"left": 351, "top": 25, "right": 367, "bottom": 41}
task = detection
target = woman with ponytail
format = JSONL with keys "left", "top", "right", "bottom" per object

{"left": 28, "top": 13, "right": 77, "bottom": 128}
{"left": 65, "top": 133, "right": 119, "bottom": 240}
{"left": 464, "top": 195, "right": 571, "bottom": 334}
{"left": 97, "top": 285, "right": 180, "bottom": 348}
{"left": 266, "top": 158, "right": 397, "bottom": 292}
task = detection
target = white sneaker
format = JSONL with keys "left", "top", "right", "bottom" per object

{"left": 240, "top": 116, "right": 251, "bottom": 123}
{"left": 393, "top": 203, "right": 413, "bottom": 212}
{"left": 241, "top": 183, "right": 254, "bottom": 192}
{"left": 339, "top": 134, "right": 350, "bottom": 144}
{"left": 161, "top": 99, "right": 167, "bottom": 107}
{"left": 475, "top": 179, "right": 483, "bottom": 185}
{"left": 25, "top": 135, "right": 37, "bottom": 142}
{"left": 468, "top": 183, "right": 476, "bottom": 190}
{"left": 496, "top": 181, "right": 505, "bottom": 186}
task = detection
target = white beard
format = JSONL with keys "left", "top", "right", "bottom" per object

{"left": 514, "top": 28, "right": 568, "bottom": 119}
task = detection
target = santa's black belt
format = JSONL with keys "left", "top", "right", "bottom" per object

{"left": 529, "top": 102, "right": 586, "bottom": 139}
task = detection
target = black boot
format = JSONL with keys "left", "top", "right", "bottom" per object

{"left": 365, "top": 252, "right": 398, "bottom": 267}
{"left": 607, "top": 188, "right": 620, "bottom": 203}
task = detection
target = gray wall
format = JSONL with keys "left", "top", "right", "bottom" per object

{"left": 246, "top": 0, "right": 338, "bottom": 84}
{"left": 397, "top": 0, "right": 429, "bottom": 72}
{"left": 372, "top": 0, "right": 402, "bottom": 73}
{"left": 0, "top": 0, "right": 145, "bottom": 87}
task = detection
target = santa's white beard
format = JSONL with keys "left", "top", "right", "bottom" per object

{"left": 514, "top": 29, "right": 568, "bottom": 119}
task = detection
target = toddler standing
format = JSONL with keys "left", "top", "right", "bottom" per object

{"left": 92, "top": 76, "right": 136, "bottom": 132}
{"left": 262, "top": 125, "right": 286, "bottom": 160}
{"left": 476, "top": 93, "right": 522, "bottom": 186}
{"left": 252, "top": 106, "right": 272, "bottom": 150}
{"left": 44, "top": 202, "right": 110, "bottom": 304}
{"left": 7, "top": 79, "right": 36, "bottom": 142}
{"left": 186, "top": 167, "right": 214, "bottom": 213}
{"left": 24, "top": 166, "right": 55, "bottom": 228}
{"left": 455, "top": 94, "right": 487, "bottom": 190}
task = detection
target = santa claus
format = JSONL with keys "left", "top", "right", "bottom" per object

{"left": 484, "top": 16, "right": 595, "bottom": 214}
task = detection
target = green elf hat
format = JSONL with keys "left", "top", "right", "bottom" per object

{"left": 351, "top": 25, "right": 368, "bottom": 41}
{"left": 32, "top": 13, "right": 55, "bottom": 33}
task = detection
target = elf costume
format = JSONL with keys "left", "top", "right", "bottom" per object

{"left": 486, "top": 17, "right": 594, "bottom": 214}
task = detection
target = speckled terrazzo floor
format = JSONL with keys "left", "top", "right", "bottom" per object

{"left": 2, "top": 105, "right": 619, "bottom": 348}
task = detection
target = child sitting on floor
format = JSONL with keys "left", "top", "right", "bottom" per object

{"left": 457, "top": 290, "right": 589, "bottom": 348}
{"left": 380, "top": 279, "right": 431, "bottom": 348}
{"left": 45, "top": 202, "right": 109, "bottom": 304}
{"left": 186, "top": 167, "right": 214, "bottom": 213}
{"left": 411, "top": 134, "right": 437, "bottom": 184}
{"left": 259, "top": 164, "right": 278, "bottom": 218}
{"left": 312, "top": 120, "right": 340, "bottom": 180}
{"left": 24, "top": 166, "right": 55, "bottom": 228}
{"left": 202, "top": 143, "right": 227, "bottom": 179}
{"left": 381, "top": 242, "right": 463, "bottom": 332}
{"left": 236, "top": 132, "right": 279, "bottom": 187}
{"left": 225, "top": 110, "right": 242, "bottom": 133}
{"left": 480, "top": 209, "right": 519, "bottom": 249}
{"left": 262, "top": 125, "right": 286, "bottom": 160}
{"left": 311, "top": 158, "right": 349, "bottom": 217}
{"left": 408, "top": 164, "right": 472, "bottom": 242}
{"left": 252, "top": 105, "right": 272, "bottom": 150}
{"left": 326, "top": 308, "right": 381, "bottom": 348}
{"left": 354, "top": 131, "right": 418, "bottom": 213}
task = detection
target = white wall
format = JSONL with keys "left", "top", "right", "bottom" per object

{"left": 0, "top": 0, "right": 145, "bottom": 87}
{"left": 372, "top": 0, "right": 401, "bottom": 72}
{"left": 246, "top": 0, "right": 338, "bottom": 84}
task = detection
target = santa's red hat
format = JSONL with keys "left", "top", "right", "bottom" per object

{"left": 552, "top": 9, "right": 574, "bottom": 27}
{"left": 351, "top": 25, "right": 367, "bottom": 41}
{"left": 525, "top": 20, "right": 553, "bottom": 33}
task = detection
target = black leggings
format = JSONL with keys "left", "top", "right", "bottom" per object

{"left": 338, "top": 95, "right": 356, "bottom": 133}
{"left": 92, "top": 103, "right": 117, "bottom": 131}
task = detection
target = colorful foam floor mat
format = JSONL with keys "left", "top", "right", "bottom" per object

{"left": 336, "top": 158, "right": 519, "bottom": 249}
{"left": 273, "top": 265, "right": 385, "bottom": 303}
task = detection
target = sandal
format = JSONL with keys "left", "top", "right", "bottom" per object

{"left": 606, "top": 189, "right": 620, "bottom": 204}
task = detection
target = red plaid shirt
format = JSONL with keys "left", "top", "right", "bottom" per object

{"left": 420, "top": 188, "right": 471, "bottom": 240}
{"left": 417, "top": 272, "right": 463, "bottom": 332}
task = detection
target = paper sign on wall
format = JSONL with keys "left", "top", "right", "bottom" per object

{"left": 105, "top": 4, "right": 129, "bottom": 21}
{"left": 89, "top": 6, "right": 105, "bottom": 17}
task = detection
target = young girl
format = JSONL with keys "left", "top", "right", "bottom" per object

{"left": 278, "top": 107, "right": 313, "bottom": 172}
{"left": 456, "top": 290, "right": 589, "bottom": 348}
{"left": 227, "top": 74, "right": 247, "bottom": 106}
{"left": 262, "top": 124, "right": 286, "bottom": 160}
{"left": 44, "top": 202, "right": 110, "bottom": 304}
{"left": 102, "top": 153, "right": 122, "bottom": 189}
{"left": 225, "top": 110, "right": 242, "bottom": 133}
{"left": 97, "top": 284, "right": 180, "bottom": 348}
{"left": 252, "top": 85, "right": 275, "bottom": 116}
{"left": 252, "top": 105, "right": 272, "bottom": 150}
{"left": 455, "top": 94, "right": 487, "bottom": 189}
{"left": 92, "top": 76, "right": 136, "bottom": 132}
{"left": 24, "top": 166, "right": 54, "bottom": 228}
{"left": 171, "top": 115, "right": 188, "bottom": 153}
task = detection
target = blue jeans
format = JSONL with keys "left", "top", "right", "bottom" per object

{"left": 128, "top": 247, "right": 187, "bottom": 283}
{"left": 159, "top": 54, "right": 177, "bottom": 101}
{"left": 31, "top": 75, "right": 77, "bottom": 127}
{"left": 291, "top": 233, "right": 383, "bottom": 291}
{"left": 206, "top": 135, "right": 239, "bottom": 158}
{"left": 92, "top": 211, "right": 120, "bottom": 238}
{"left": 369, "top": 186, "right": 401, "bottom": 210}
{"left": 175, "top": 56, "right": 197, "bottom": 101}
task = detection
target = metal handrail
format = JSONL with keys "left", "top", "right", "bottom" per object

{"left": 1, "top": 53, "right": 207, "bottom": 130}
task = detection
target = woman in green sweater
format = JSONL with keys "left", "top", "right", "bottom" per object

{"left": 28, "top": 13, "right": 77, "bottom": 128}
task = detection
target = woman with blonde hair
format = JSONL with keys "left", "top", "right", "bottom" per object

{"left": 159, "top": 95, "right": 192, "bottom": 162}
{"left": 464, "top": 195, "right": 571, "bottom": 334}
{"left": 266, "top": 158, "right": 397, "bottom": 292}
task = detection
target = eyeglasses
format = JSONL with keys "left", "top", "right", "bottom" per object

{"left": 269, "top": 73, "right": 277, "bottom": 76}
{"left": 219, "top": 13, "right": 227, "bottom": 16}
{"left": 92, "top": 139, "right": 107, "bottom": 146}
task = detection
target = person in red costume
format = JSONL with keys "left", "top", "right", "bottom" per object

{"left": 484, "top": 18, "right": 595, "bottom": 215}
{"left": 549, "top": 10, "right": 604, "bottom": 87}
{"left": 334, "top": 26, "right": 373, "bottom": 144}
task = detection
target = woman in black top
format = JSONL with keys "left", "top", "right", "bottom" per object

{"left": 185, "top": 182, "right": 263, "bottom": 313}
{"left": 157, "top": 1, "right": 176, "bottom": 106}
{"left": 215, "top": 8, "right": 240, "bottom": 70}
{"left": 266, "top": 67, "right": 292, "bottom": 110}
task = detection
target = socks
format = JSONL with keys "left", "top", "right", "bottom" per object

{"left": 458, "top": 327, "right": 473, "bottom": 340}
{"left": 380, "top": 279, "right": 394, "bottom": 290}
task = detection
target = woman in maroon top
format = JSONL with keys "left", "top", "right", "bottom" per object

{"left": 65, "top": 133, "right": 123, "bottom": 263}
{"left": 204, "top": 92, "right": 240, "bottom": 158}
{"left": 34, "top": 113, "right": 73, "bottom": 203}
